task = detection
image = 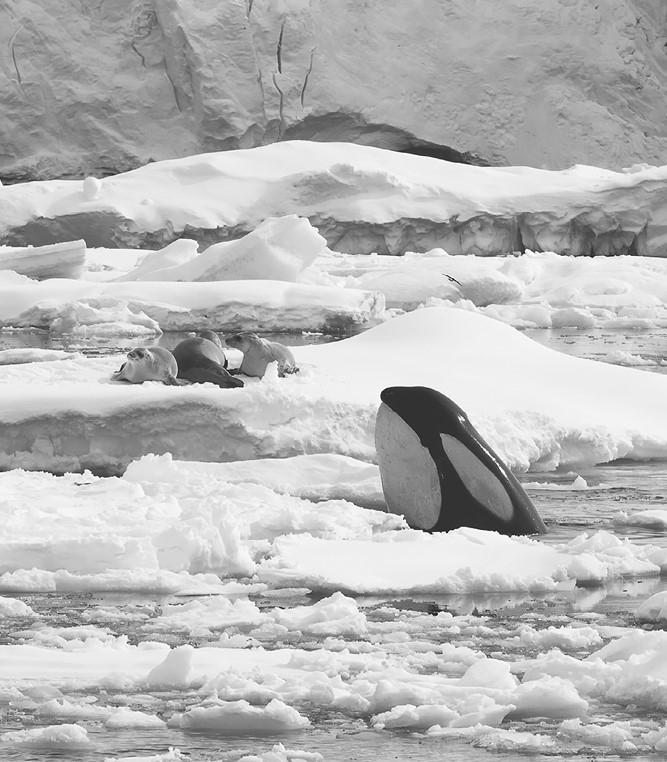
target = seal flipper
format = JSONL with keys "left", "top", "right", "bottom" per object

{"left": 376, "top": 386, "right": 546, "bottom": 536}
{"left": 112, "top": 362, "right": 128, "bottom": 381}
{"left": 164, "top": 373, "right": 187, "bottom": 386}
{"left": 178, "top": 366, "right": 244, "bottom": 389}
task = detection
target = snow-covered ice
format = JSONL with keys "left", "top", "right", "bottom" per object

{"left": 0, "top": 306, "right": 666, "bottom": 474}
{"left": 2, "top": 141, "right": 667, "bottom": 761}
{"left": 2, "top": 141, "right": 667, "bottom": 256}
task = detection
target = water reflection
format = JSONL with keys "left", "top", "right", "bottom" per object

{"left": 0, "top": 329, "right": 339, "bottom": 355}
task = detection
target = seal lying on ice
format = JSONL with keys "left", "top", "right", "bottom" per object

{"left": 112, "top": 347, "right": 179, "bottom": 385}
{"left": 171, "top": 334, "right": 242, "bottom": 388}
{"left": 225, "top": 332, "right": 298, "bottom": 378}
{"left": 113, "top": 337, "right": 243, "bottom": 389}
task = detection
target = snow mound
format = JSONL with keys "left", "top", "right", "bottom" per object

{"left": 3, "top": 142, "right": 666, "bottom": 256}
{"left": 120, "top": 216, "right": 327, "bottom": 283}
{"left": 115, "top": 239, "right": 200, "bottom": 281}
{"left": 1, "top": 307, "right": 667, "bottom": 474}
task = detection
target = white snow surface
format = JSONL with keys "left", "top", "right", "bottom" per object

{"left": 1, "top": 306, "right": 666, "bottom": 474}
{"left": 0, "top": 450, "right": 665, "bottom": 596}
{"left": 4, "top": 144, "right": 667, "bottom": 759}
{"left": 117, "top": 215, "right": 327, "bottom": 283}
{"left": 3, "top": 141, "right": 667, "bottom": 255}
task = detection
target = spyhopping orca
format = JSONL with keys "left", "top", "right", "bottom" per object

{"left": 375, "top": 386, "right": 546, "bottom": 536}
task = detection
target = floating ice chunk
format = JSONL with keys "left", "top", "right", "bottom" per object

{"left": 0, "top": 722, "right": 90, "bottom": 748}
{"left": 0, "top": 278, "right": 382, "bottom": 334}
{"left": 273, "top": 592, "right": 367, "bottom": 637}
{"left": 0, "top": 568, "right": 229, "bottom": 595}
{"left": 168, "top": 698, "right": 310, "bottom": 732}
{"left": 571, "top": 475, "right": 588, "bottom": 490}
{"left": 509, "top": 675, "right": 588, "bottom": 719}
{"left": 426, "top": 723, "right": 555, "bottom": 752}
{"left": 104, "top": 748, "right": 184, "bottom": 762}
{"left": 558, "top": 718, "right": 636, "bottom": 751}
{"left": 104, "top": 706, "right": 166, "bottom": 728}
{"left": 0, "top": 596, "right": 36, "bottom": 617}
{"left": 459, "top": 658, "right": 517, "bottom": 690}
{"left": 235, "top": 743, "right": 322, "bottom": 762}
{"left": 518, "top": 624, "right": 603, "bottom": 650}
{"left": 550, "top": 307, "right": 596, "bottom": 328}
{"left": 615, "top": 509, "right": 667, "bottom": 530}
{"left": 472, "top": 727, "right": 557, "bottom": 752}
{"left": 37, "top": 697, "right": 110, "bottom": 720}
{"left": 645, "top": 723, "right": 667, "bottom": 751}
{"left": 15, "top": 297, "right": 160, "bottom": 336}
{"left": 372, "top": 703, "right": 460, "bottom": 730}
{"left": 147, "top": 597, "right": 264, "bottom": 636}
{"left": 257, "top": 529, "right": 570, "bottom": 595}
{"left": 564, "top": 529, "right": 667, "bottom": 584}
{"left": 636, "top": 591, "right": 667, "bottom": 622}
{"left": 144, "top": 644, "right": 194, "bottom": 689}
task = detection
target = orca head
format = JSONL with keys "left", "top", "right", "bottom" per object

{"left": 377, "top": 385, "right": 547, "bottom": 536}
{"left": 380, "top": 386, "right": 468, "bottom": 449}
{"left": 375, "top": 386, "right": 453, "bottom": 530}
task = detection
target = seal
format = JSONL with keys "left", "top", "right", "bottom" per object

{"left": 375, "top": 386, "right": 546, "bottom": 535}
{"left": 226, "top": 332, "right": 299, "bottom": 378}
{"left": 196, "top": 329, "right": 224, "bottom": 348}
{"left": 112, "top": 346, "right": 179, "bottom": 385}
{"left": 171, "top": 335, "right": 243, "bottom": 389}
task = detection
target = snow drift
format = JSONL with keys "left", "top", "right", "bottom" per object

{"left": 3, "top": 142, "right": 667, "bottom": 257}
{"left": 1, "top": 307, "right": 666, "bottom": 474}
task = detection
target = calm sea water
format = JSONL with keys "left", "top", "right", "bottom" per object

{"left": 1, "top": 325, "right": 666, "bottom": 762}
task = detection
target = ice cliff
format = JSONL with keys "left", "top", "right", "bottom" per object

{"left": 1, "top": 0, "right": 666, "bottom": 181}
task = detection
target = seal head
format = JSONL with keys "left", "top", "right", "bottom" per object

{"left": 112, "top": 346, "right": 179, "bottom": 385}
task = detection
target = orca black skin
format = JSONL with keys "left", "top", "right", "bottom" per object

{"left": 376, "top": 386, "right": 546, "bottom": 535}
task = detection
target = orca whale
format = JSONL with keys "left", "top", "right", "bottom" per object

{"left": 375, "top": 386, "right": 546, "bottom": 535}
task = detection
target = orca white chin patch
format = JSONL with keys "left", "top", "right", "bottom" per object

{"left": 374, "top": 402, "right": 441, "bottom": 530}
